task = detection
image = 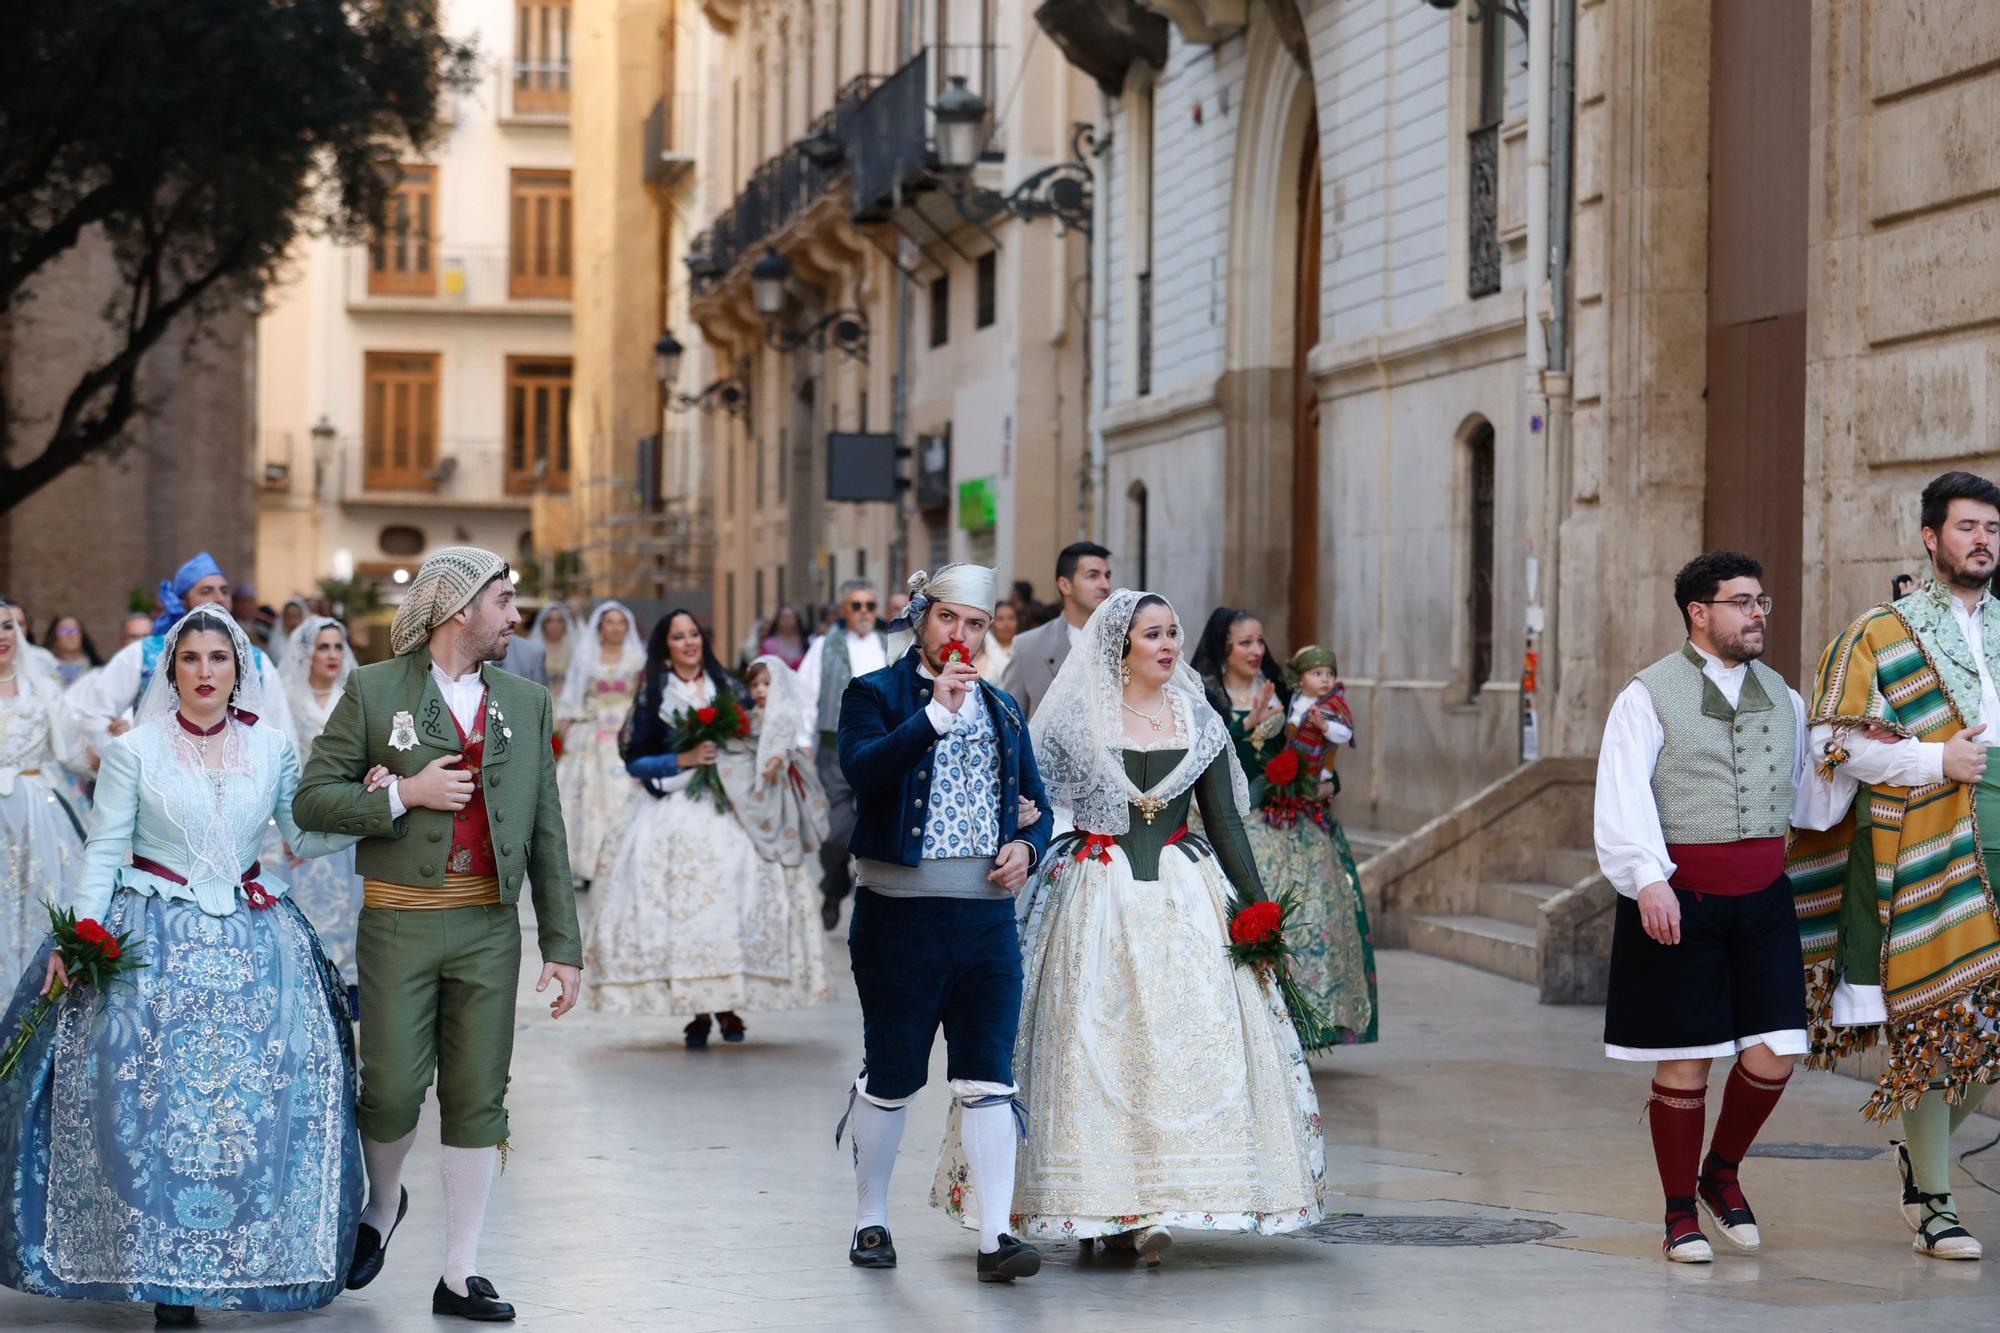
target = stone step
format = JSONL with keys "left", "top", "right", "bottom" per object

{"left": 1346, "top": 826, "right": 1398, "bottom": 863}
{"left": 1543, "top": 848, "right": 1600, "bottom": 887}
{"left": 1408, "top": 914, "right": 1540, "bottom": 986}
{"left": 1478, "top": 881, "right": 1564, "bottom": 929}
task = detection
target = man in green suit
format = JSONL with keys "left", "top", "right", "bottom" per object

{"left": 296, "top": 546, "right": 580, "bottom": 1323}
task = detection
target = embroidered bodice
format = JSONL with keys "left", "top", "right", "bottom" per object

{"left": 0, "top": 680, "right": 85, "bottom": 795}
{"left": 71, "top": 720, "right": 356, "bottom": 921}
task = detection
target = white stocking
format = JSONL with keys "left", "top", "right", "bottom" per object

{"left": 360, "top": 1130, "right": 417, "bottom": 1235}
{"left": 960, "top": 1102, "right": 1018, "bottom": 1254}
{"left": 441, "top": 1145, "right": 499, "bottom": 1296}
{"left": 850, "top": 1098, "right": 907, "bottom": 1232}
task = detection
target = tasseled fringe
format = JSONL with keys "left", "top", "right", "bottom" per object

{"left": 497, "top": 1140, "right": 511, "bottom": 1173}
{"left": 1802, "top": 959, "right": 1879, "bottom": 1074}
{"left": 1803, "top": 961, "right": 2000, "bottom": 1122}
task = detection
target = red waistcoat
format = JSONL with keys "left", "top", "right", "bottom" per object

{"left": 446, "top": 689, "right": 499, "bottom": 877}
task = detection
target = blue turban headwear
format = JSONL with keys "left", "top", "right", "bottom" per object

{"left": 153, "top": 551, "right": 225, "bottom": 637}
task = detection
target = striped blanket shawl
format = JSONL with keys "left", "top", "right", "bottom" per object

{"left": 1786, "top": 605, "right": 2000, "bottom": 1019}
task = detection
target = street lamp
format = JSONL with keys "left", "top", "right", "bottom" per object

{"left": 933, "top": 76, "right": 988, "bottom": 172}
{"left": 657, "top": 330, "right": 751, "bottom": 419}
{"left": 310, "top": 415, "right": 337, "bottom": 450}
{"left": 654, "top": 331, "right": 684, "bottom": 386}
{"left": 751, "top": 249, "right": 791, "bottom": 318}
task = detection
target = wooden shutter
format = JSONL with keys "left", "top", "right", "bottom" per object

{"left": 514, "top": 1, "right": 572, "bottom": 114}
{"left": 364, "top": 352, "right": 442, "bottom": 491}
{"left": 510, "top": 169, "right": 573, "bottom": 300}
{"left": 369, "top": 166, "right": 438, "bottom": 297}
{"left": 506, "top": 357, "right": 573, "bottom": 494}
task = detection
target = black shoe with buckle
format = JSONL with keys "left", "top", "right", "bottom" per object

{"left": 684, "top": 1014, "right": 712, "bottom": 1049}
{"left": 346, "top": 1185, "right": 409, "bottom": 1289}
{"left": 976, "top": 1234, "right": 1042, "bottom": 1283}
{"left": 850, "top": 1224, "right": 897, "bottom": 1268}
{"left": 718, "top": 1011, "right": 747, "bottom": 1043}
{"left": 154, "top": 1305, "right": 199, "bottom": 1328}
{"left": 432, "top": 1276, "right": 518, "bottom": 1321}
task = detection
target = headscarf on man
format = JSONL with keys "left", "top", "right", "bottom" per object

{"left": 887, "top": 564, "right": 1000, "bottom": 635}
{"left": 388, "top": 546, "right": 510, "bottom": 657}
{"left": 152, "top": 552, "right": 224, "bottom": 637}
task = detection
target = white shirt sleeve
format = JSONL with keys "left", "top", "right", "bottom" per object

{"left": 1593, "top": 681, "right": 1675, "bottom": 899}
{"left": 387, "top": 780, "right": 408, "bottom": 821}
{"left": 1793, "top": 717, "right": 1946, "bottom": 831}
{"left": 70, "top": 640, "right": 144, "bottom": 757}
{"left": 798, "top": 636, "right": 826, "bottom": 735}
{"left": 924, "top": 698, "right": 961, "bottom": 734}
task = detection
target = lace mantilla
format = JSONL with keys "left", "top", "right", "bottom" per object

{"left": 135, "top": 608, "right": 269, "bottom": 732}
{"left": 1031, "top": 589, "right": 1248, "bottom": 837}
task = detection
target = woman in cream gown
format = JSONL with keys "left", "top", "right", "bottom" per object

{"left": 0, "top": 599, "right": 88, "bottom": 984}
{"left": 556, "top": 601, "right": 645, "bottom": 888}
{"left": 280, "top": 616, "right": 365, "bottom": 992}
{"left": 585, "top": 614, "right": 830, "bottom": 1046}
{"left": 934, "top": 590, "right": 1324, "bottom": 1262}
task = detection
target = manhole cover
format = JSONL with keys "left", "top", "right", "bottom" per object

{"left": 1293, "top": 1216, "right": 1565, "bottom": 1247}
{"left": 1746, "top": 1143, "right": 1885, "bottom": 1161}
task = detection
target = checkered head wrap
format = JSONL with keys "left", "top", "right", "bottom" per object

{"left": 389, "top": 546, "right": 509, "bottom": 656}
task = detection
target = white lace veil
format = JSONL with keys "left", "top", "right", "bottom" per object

{"left": 281, "top": 616, "right": 354, "bottom": 746}
{"left": 1029, "top": 589, "right": 1248, "bottom": 836}
{"left": 136, "top": 607, "right": 269, "bottom": 730}
{"left": 559, "top": 600, "right": 647, "bottom": 717}
{"left": 748, "top": 654, "right": 810, "bottom": 770}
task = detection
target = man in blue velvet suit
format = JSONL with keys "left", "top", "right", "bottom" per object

{"left": 836, "top": 563, "right": 1052, "bottom": 1284}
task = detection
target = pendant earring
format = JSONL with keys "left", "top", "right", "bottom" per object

{"left": 1118, "top": 662, "right": 1131, "bottom": 688}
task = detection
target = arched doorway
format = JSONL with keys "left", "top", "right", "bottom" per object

{"left": 1222, "top": 4, "right": 1323, "bottom": 652}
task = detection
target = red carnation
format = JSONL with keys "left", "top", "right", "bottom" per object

{"left": 102, "top": 937, "right": 121, "bottom": 960}
{"left": 941, "top": 639, "right": 972, "bottom": 666}
{"left": 696, "top": 705, "right": 720, "bottom": 725}
{"left": 1229, "top": 900, "right": 1284, "bottom": 947}
{"left": 1263, "top": 750, "right": 1301, "bottom": 785}
{"left": 736, "top": 706, "right": 752, "bottom": 736}
{"left": 550, "top": 733, "right": 565, "bottom": 759}
{"left": 74, "top": 919, "right": 109, "bottom": 945}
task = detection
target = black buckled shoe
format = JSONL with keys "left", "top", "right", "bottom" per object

{"left": 433, "top": 1276, "right": 518, "bottom": 1321}
{"left": 684, "top": 1014, "right": 712, "bottom": 1049}
{"left": 718, "top": 1011, "right": 747, "bottom": 1043}
{"left": 976, "top": 1234, "right": 1042, "bottom": 1283}
{"left": 850, "top": 1224, "right": 897, "bottom": 1268}
{"left": 346, "top": 1185, "right": 408, "bottom": 1289}
{"left": 154, "top": 1305, "right": 199, "bottom": 1328}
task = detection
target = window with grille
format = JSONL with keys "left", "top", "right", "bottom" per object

{"left": 509, "top": 168, "right": 573, "bottom": 300}
{"left": 369, "top": 166, "right": 438, "bottom": 297}
{"left": 505, "top": 357, "right": 572, "bottom": 494}
{"left": 364, "top": 352, "right": 442, "bottom": 491}
{"left": 1468, "top": 13, "right": 1506, "bottom": 299}
{"left": 1466, "top": 422, "right": 1496, "bottom": 698}
{"left": 514, "top": 1, "right": 572, "bottom": 115}
{"left": 976, "top": 251, "right": 996, "bottom": 328}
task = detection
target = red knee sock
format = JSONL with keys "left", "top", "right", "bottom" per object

{"left": 1707, "top": 1062, "right": 1790, "bottom": 1169}
{"left": 1647, "top": 1080, "right": 1707, "bottom": 1210}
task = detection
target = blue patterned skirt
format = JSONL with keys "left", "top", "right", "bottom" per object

{"left": 0, "top": 890, "right": 361, "bottom": 1311}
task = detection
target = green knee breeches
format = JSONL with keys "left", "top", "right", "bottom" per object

{"left": 356, "top": 903, "right": 522, "bottom": 1149}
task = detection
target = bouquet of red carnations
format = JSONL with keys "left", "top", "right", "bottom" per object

{"left": 1256, "top": 747, "right": 1332, "bottom": 832}
{"left": 0, "top": 903, "right": 149, "bottom": 1081}
{"left": 668, "top": 690, "right": 753, "bottom": 811}
{"left": 1225, "top": 892, "right": 1334, "bottom": 1051}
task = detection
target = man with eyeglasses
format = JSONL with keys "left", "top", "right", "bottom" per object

{"left": 801, "top": 579, "right": 891, "bottom": 929}
{"left": 1788, "top": 469, "right": 2000, "bottom": 1262}
{"left": 1595, "top": 550, "right": 1813, "bottom": 1265}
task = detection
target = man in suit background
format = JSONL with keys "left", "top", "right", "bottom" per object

{"left": 1000, "top": 542, "right": 1112, "bottom": 719}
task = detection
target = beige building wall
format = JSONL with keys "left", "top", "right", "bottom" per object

{"left": 255, "top": 0, "right": 573, "bottom": 615}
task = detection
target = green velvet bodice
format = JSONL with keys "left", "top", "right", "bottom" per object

{"left": 1100, "top": 748, "right": 1265, "bottom": 903}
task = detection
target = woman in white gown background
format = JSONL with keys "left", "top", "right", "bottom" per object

{"left": 556, "top": 601, "right": 645, "bottom": 889}
{"left": 585, "top": 613, "right": 830, "bottom": 1047}
{"left": 279, "top": 615, "right": 365, "bottom": 993}
{"left": 0, "top": 599, "right": 89, "bottom": 984}
{"left": 935, "top": 590, "right": 1324, "bottom": 1261}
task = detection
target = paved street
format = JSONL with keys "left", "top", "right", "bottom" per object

{"left": 2, "top": 917, "right": 1994, "bottom": 1332}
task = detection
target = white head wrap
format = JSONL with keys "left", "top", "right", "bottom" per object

{"left": 389, "top": 546, "right": 509, "bottom": 656}
{"left": 559, "top": 600, "right": 647, "bottom": 718}
{"left": 280, "top": 616, "right": 354, "bottom": 752}
{"left": 888, "top": 563, "right": 999, "bottom": 634}
{"left": 1028, "top": 588, "right": 1248, "bottom": 837}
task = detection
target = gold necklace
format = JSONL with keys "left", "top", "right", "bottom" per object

{"left": 1121, "top": 693, "right": 1171, "bottom": 732}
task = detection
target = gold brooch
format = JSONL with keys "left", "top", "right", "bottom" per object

{"left": 1133, "top": 793, "right": 1168, "bottom": 825}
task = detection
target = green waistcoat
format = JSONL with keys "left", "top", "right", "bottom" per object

{"left": 293, "top": 649, "right": 582, "bottom": 967}
{"left": 1634, "top": 642, "right": 1796, "bottom": 844}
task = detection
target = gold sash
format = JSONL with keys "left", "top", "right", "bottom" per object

{"left": 363, "top": 874, "right": 501, "bottom": 910}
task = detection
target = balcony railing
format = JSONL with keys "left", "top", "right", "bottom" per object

{"left": 688, "top": 74, "right": 881, "bottom": 289}
{"left": 499, "top": 59, "right": 571, "bottom": 122}
{"left": 349, "top": 245, "right": 571, "bottom": 311}
{"left": 1468, "top": 122, "right": 1501, "bottom": 298}
{"left": 644, "top": 93, "right": 698, "bottom": 187}
{"left": 341, "top": 440, "right": 532, "bottom": 509}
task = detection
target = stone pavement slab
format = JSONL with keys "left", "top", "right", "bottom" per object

{"left": 0, "top": 925, "right": 1991, "bottom": 1330}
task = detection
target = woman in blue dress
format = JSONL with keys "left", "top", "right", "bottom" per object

{"left": 0, "top": 608, "right": 365, "bottom": 1327}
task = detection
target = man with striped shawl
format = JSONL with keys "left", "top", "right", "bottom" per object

{"left": 1789, "top": 470, "right": 2000, "bottom": 1262}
